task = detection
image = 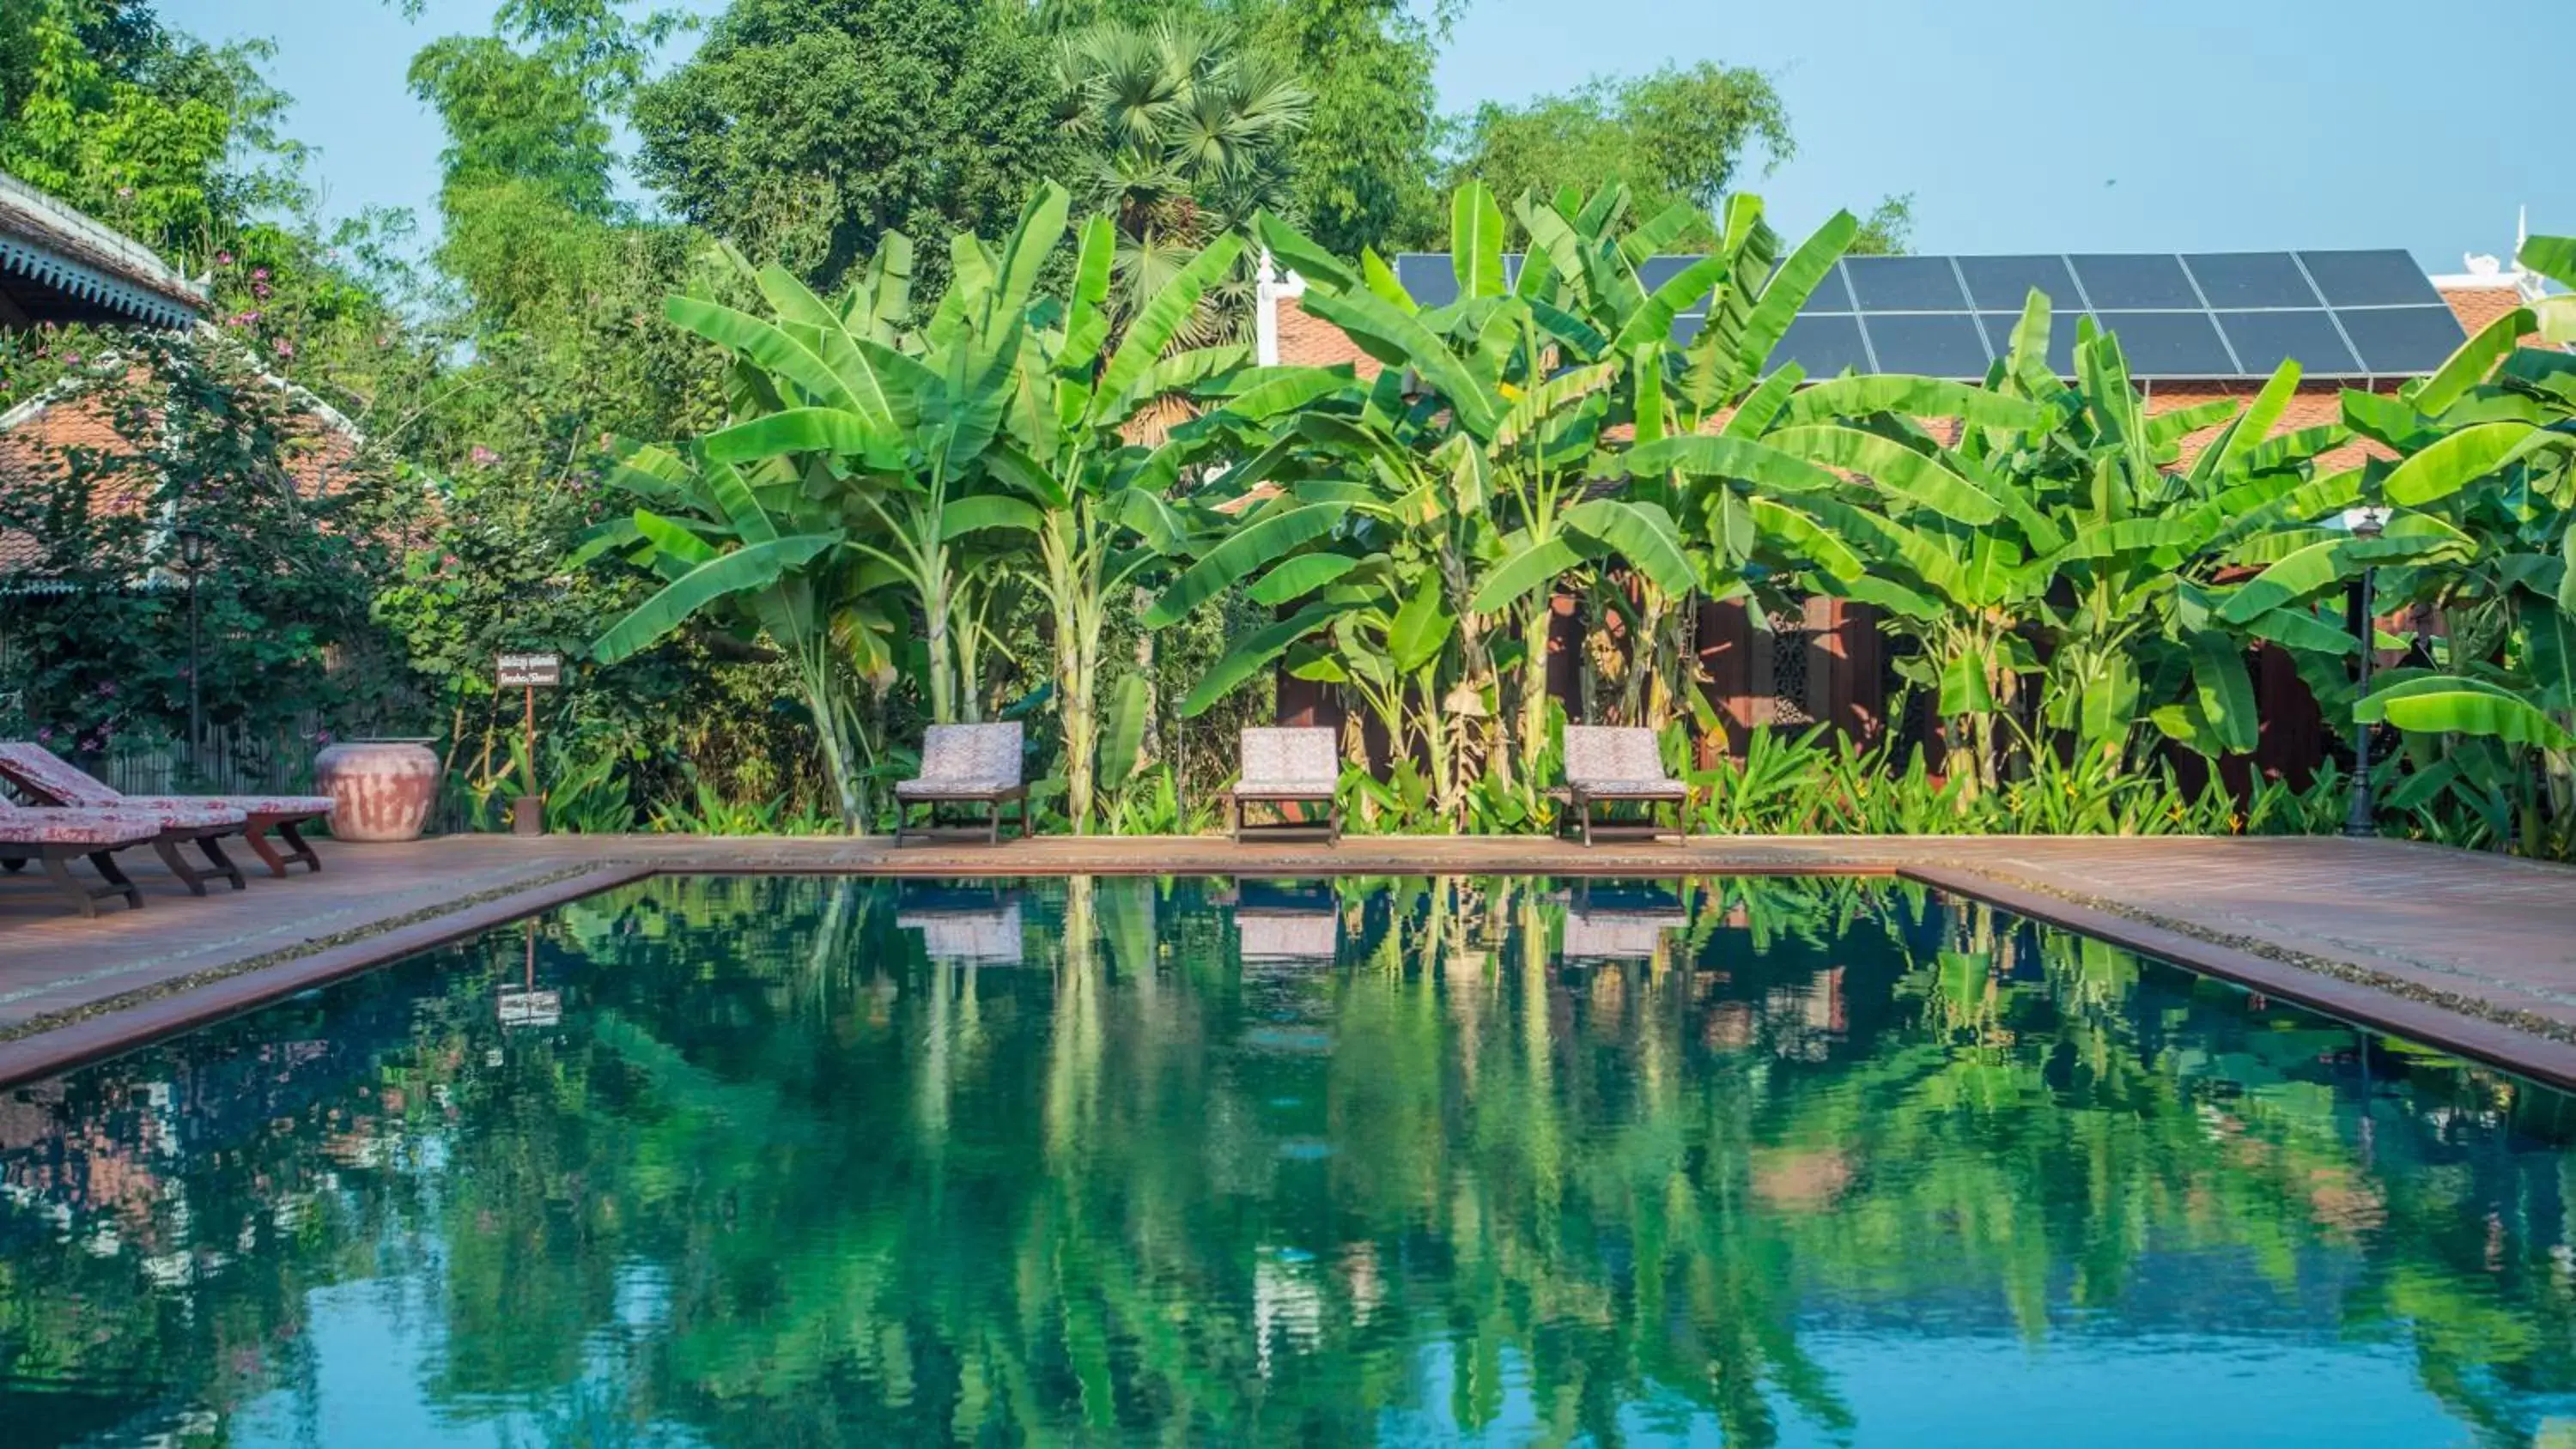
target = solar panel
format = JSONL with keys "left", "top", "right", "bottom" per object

{"left": 1844, "top": 256, "right": 1970, "bottom": 312}
{"left": 2183, "top": 252, "right": 2322, "bottom": 309}
{"left": 1635, "top": 254, "right": 1698, "bottom": 294}
{"left": 2216, "top": 310, "right": 2359, "bottom": 374}
{"left": 2336, "top": 306, "right": 2469, "bottom": 373}
{"left": 1382, "top": 250, "right": 2458, "bottom": 380}
{"left": 2299, "top": 250, "right": 2443, "bottom": 308}
{"left": 2096, "top": 311, "right": 2237, "bottom": 378}
{"left": 1980, "top": 314, "right": 2081, "bottom": 376}
{"left": 1860, "top": 313, "right": 1990, "bottom": 379}
{"left": 1795, "top": 264, "right": 1855, "bottom": 313}
{"left": 1958, "top": 255, "right": 2080, "bottom": 312}
{"left": 2069, "top": 254, "right": 2200, "bottom": 310}
{"left": 1767, "top": 314, "right": 1870, "bottom": 377}
{"left": 1394, "top": 253, "right": 1458, "bottom": 309}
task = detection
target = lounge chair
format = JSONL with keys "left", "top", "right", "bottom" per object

{"left": 0, "top": 742, "right": 327, "bottom": 885}
{"left": 0, "top": 799, "right": 167, "bottom": 916}
{"left": 1553, "top": 726, "right": 1695, "bottom": 846}
{"left": 893, "top": 723, "right": 1026, "bottom": 846}
{"left": 1227, "top": 727, "right": 1340, "bottom": 843}
{"left": 1560, "top": 882, "right": 1691, "bottom": 962}
{"left": 1230, "top": 880, "right": 1341, "bottom": 966}
{"left": 896, "top": 882, "right": 1026, "bottom": 964}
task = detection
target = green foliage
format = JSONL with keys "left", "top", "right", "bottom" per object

{"left": 0, "top": 335, "right": 414, "bottom": 773}
{"left": 1442, "top": 62, "right": 1791, "bottom": 243}
{"left": 630, "top": 0, "right": 1076, "bottom": 292}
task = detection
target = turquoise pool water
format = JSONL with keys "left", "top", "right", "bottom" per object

{"left": 3, "top": 875, "right": 2574, "bottom": 1447}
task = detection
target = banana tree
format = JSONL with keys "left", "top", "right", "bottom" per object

{"left": 1711, "top": 294, "right": 2354, "bottom": 796}
{"left": 582, "top": 441, "right": 894, "bottom": 829}
{"left": 659, "top": 238, "right": 1004, "bottom": 724}
{"left": 1224, "top": 185, "right": 1711, "bottom": 802}
{"left": 2240, "top": 234, "right": 2576, "bottom": 851}
{"left": 952, "top": 190, "right": 1254, "bottom": 832}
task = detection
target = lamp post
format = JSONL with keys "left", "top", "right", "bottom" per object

{"left": 2342, "top": 506, "right": 2391, "bottom": 838}
{"left": 175, "top": 524, "right": 208, "bottom": 782}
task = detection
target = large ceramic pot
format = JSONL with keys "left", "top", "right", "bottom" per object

{"left": 314, "top": 739, "right": 440, "bottom": 843}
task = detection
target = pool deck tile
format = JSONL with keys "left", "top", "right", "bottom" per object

{"left": 0, "top": 833, "right": 2570, "bottom": 1090}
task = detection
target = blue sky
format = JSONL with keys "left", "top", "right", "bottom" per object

{"left": 167, "top": 0, "right": 2566, "bottom": 275}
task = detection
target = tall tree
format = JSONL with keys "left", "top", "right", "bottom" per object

{"left": 0, "top": 0, "right": 301, "bottom": 264}
{"left": 630, "top": 0, "right": 1075, "bottom": 290}
{"left": 1442, "top": 62, "right": 1792, "bottom": 249}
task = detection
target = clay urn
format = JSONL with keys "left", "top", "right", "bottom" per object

{"left": 314, "top": 738, "right": 440, "bottom": 842}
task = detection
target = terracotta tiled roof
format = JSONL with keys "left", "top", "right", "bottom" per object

{"left": 0, "top": 359, "right": 365, "bottom": 577}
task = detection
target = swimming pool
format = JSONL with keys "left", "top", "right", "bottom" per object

{"left": 3, "top": 875, "right": 2573, "bottom": 1446}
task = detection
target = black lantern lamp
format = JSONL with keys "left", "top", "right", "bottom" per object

{"left": 175, "top": 524, "right": 209, "bottom": 779}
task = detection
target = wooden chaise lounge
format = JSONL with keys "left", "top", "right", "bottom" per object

{"left": 1553, "top": 725, "right": 1696, "bottom": 846}
{"left": 0, "top": 798, "right": 169, "bottom": 916}
{"left": 0, "top": 742, "right": 332, "bottom": 882}
{"left": 893, "top": 724, "right": 1027, "bottom": 846}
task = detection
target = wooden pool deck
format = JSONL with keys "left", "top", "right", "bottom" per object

{"left": 2, "top": 832, "right": 2572, "bottom": 1090}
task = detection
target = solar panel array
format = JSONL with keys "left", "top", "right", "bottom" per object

{"left": 1387, "top": 250, "right": 2468, "bottom": 381}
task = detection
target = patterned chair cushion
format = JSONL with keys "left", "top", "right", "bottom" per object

{"left": 896, "top": 904, "right": 1024, "bottom": 963}
{"left": 1569, "top": 778, "right": 1688, "bottom": 798}
{"left": 1236, "top": 727, "right": 1338, "bottom": 794}
{"left": 1562, "top": 727, "right": 1677, "bottom": 788}
{"left": 104, "top": 798, "right": 250, "bottom": 830}
{"left": 0, "top": 743, "right": 321, "bottom": 821}
{"left": 0, "top": 742, "right": 122, "bottom": 808}
{"left": 124, "top": 793, "right": 333, "bottom": 818}
{"left": 0, "top": 801, "right": 163, "bottom": 847}
{"left": 897, "top": 723, "right": 1024, "bottom": 796}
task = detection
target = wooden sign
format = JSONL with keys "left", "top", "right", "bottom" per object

{"left": 497, "top": 652, "right": 563, "bottom": 688}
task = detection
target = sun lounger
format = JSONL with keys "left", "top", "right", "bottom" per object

{"left": 893, "top": 724, "right": 1027, "bottom": 846}
{"left": 1552, "top": 726, "right": 1694, "bottom": 846}
{"left": 0, "top": 799, "right": 167, "bottom": 915}
{"left": 1227, "top": 727, "right": 1340, "bottom": 843}
{"left": 0, "top": 742, "right": 331, "bottom": 881}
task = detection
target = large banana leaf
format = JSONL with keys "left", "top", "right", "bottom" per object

{"left": 2381, "top": 421, "right": 2559, "bottom": 506}
{"left": 1388, "top": 572, "right": 1455, "bottom": 674}
{"left": 1099, "top": 672, "right": 1151, "bottom": 787}
{"left": 2186, "top": 631, "right": 2258, "bottom": 755}
{"left": 1093, "top": 233, "right": 1246, "bottom": 421}
{"left": 1628, "top": 433, "right": 1840, "bottom": 493}
{"left": 592, "top": 534, "right": 841, "bottom": 664}
{"left": 1469, "top": 531, "right": 1589, "bottom": 615}
{"left": 1145, "top": 502, "right": 1349, "bottom": 627}
{"left": 1612, "top": 252, "right": 1731, "bottom": 353}
{"left": 1251, "top": 211, "right": 1356, "bottom": 293}
{"left": 665, "top": 297, "right": 862, "bottom": 420}
{"left": 703, "top": 407, "right": 889, "bottom": 467}
{"left": 1296, "top": 288, "right": 1500, "bottom": 439}
{"left": 2358, "top": 676, "right": 2576, "bottom": 749}
{"left": 1450, "top": 182, "right": 1508, "bottom": 300}
{"left": 1246, "top": 552, "right": 1364, "bottom": 606}
{"left": 1180, "top": 603, "right": 1346, "bottom": 717}
{"left": 1777, "top": 375, "right": 2047, "bottom": 432}
{"left": 1564, "top": 498, "right": 1695, "bottom": 596}
{"left": 1768, "top": 425, "right": 2003, "bottom": 523}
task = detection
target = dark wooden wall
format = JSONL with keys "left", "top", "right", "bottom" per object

{"left": 1274, "top": 594, "right": 2336, "bottom": 787}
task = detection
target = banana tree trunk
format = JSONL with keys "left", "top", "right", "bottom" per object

{"left": 1515, "top": 597, "right": 1552, "bottom": 785}
{"left": 800, "top": 662, "right": 864, "bottom": 834}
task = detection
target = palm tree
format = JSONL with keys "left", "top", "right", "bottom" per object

{"left": 1052, "top": 20, "right": 1309, "bottom": 343}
